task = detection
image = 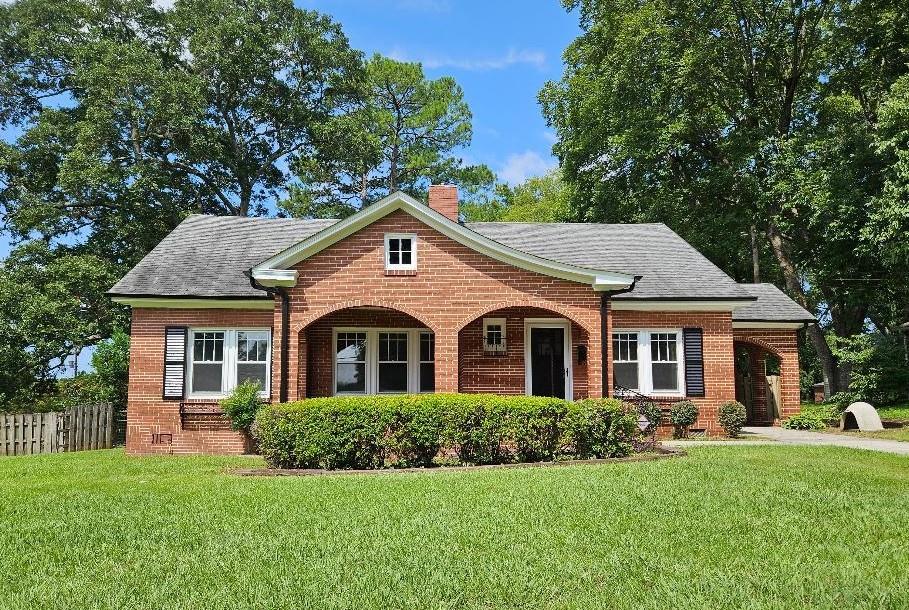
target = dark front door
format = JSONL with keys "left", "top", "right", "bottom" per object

{"left": 530, "top": 327, "right": 566, "bottom": 398}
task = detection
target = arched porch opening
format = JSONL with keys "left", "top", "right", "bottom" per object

{"left": 457, "top": 306, "right": 592, "bottom": 400}
{"left": 734, "top": 338, "right": 783, "bottom": 424}
{"left": 296, "top": 305, "right": 436, "bottom": 399}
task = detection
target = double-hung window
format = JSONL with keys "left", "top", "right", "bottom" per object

{"left": 612, "top": 330, "right": 684, "bottom": 395}
{"left": 333, "top": 328, "right": 434, "bottom": 395}
{"left": 189, "top": 329, "right": 271, "bottom": 397}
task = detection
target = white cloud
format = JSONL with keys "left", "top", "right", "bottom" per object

{"left": 387, "top": 47, "right": 546, "bottom": 72}
{"left": 152, "top": 0, "right": 175, "bottom": 10}
{"left": 499, "top": 151, "right": 556, "bottom": 185}
{"left": 542, "top": 130, "right": 558, "bottom": 145}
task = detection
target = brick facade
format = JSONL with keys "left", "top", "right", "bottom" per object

{"left": 127, "top": 307, "right": 272, "bottom": 455}
{"left": 123, "top": 209, "right": 801, "bottom": 454}
{"left": 612, "top": 310, "right": 737, "bottom": 435}
{"left": 281, "top": 210, "right": 605, "bottom": 401}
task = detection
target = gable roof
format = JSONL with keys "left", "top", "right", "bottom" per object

{"left": 109, "top": 191, "right": 767, "bottom": 306}
{"left": 732, "top": 283, "right": 815, "bottom": 322}
{"left": 250, "top": 192, "right": 636, "bottom": 291}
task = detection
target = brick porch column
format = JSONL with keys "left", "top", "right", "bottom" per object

{"left": 435, "top": 329, "right": 459, "bottom": 393}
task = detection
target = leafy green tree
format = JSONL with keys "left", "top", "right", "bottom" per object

{"left": 1, "top": 0, "right": 365, "bottom": 236}
{"left": 462, "top": 169, "right": 573, "bottom": 223}
{"left": 541, "top": 0, "right": 909, "bottom": 392}
{"left": 0, "top": 242, "right": 125, "bottom": 409}
{"left": 287, "top": 54, "right": 493, "bottom": 218}
{"left": 91, "top": 329, "right": 131, "bottom": 407}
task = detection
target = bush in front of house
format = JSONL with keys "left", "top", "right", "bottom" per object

{"left": 220, "top": 380, "right": 265, "bottom": 432}
{"left": 669, "top": 400, "right": 699, "bottom": 438}
{"left": 782, "top": 412, "right": 827, "bottom": 430}
{"left": 254, "top": 394, "right": 641, "bottom": 470}
{"left": 718, "top": 401, "right": 747, "bottom": 437}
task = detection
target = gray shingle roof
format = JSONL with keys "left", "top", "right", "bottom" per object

{"left": 465, "top": 222, "right": 750, "bottom": 300}
{"left": 732, "top": 283, "right": 815, "bottom": 322}
{"left": 112, "top": 215, "right": 793, "bottom": 315}
{"left": 109, "top": 215, "right": 337, "bottom": 298}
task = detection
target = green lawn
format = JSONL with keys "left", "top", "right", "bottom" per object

{"left": 2, "top": 448, "right": 908, "bottom": 609}
{"left": 841, "top": 427, "right": 909, "bottom": 442}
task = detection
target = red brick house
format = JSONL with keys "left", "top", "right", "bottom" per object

{"left": 110, "top": 186, "right": 814, "bottom": 454}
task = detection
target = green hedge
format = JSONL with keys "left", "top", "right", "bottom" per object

{"left": 254, "top": 394, "right": 641, "bottom": 470}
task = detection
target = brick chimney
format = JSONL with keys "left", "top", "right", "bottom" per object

{"left": 427, "top": 184, "right": 459, "bottom": 222}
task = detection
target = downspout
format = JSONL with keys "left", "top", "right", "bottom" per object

{"left": 249, "top": 276, "right": 290, "bottom": 404}
{"left": 599, "top": 276, "right": 642, "bottom": 398}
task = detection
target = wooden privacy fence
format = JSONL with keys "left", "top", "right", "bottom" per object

{"left": 0, "top": 403, "right": 115, "bottom": 456}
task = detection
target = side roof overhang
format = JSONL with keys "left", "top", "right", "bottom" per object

{"left": 250, "top": 191, "right": 637, "bottom": 291}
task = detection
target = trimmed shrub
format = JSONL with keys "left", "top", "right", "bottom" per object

{"left": 220, "top": 381, "right": 264, "bottom": 432}
{"left": 561, "top": 399, "right": 639, "bottom": 458}
{"left": 669, "top": 400, "right": 699, "bottom": 438}
{"left": 255, "top": 394, "right": 642, "bottom": 469}
{"left": 782, "top": 412, "right": 826, "bottom": 430}
{"left": 717, "top": 401, "right": 747, "bottom": 437}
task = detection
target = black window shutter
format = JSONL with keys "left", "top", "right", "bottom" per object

{"left": 683, "top": 328, "right": 705, "bottom": 397}
{"left": 163, "top": 326, "right": 187, "bottom": 400}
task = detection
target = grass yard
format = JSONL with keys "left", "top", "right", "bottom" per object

{"left": 840, "top": 427, "right": 909, "bottom": 443}
{"left": 2, "top": 447, "right": 908, "bottom": 610}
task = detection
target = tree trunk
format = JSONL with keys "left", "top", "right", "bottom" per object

{"left": 766, "top": 222, "right": 848, "bottom": 395}
{"left": 750, "top": 224, "right": 761, "bottom": 283}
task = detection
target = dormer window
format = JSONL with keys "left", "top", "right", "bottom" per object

{"left": 385, "top": 233, "right": 417, "bottom": 270}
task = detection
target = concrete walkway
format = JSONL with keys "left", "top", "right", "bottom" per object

{"left": 666, "top": 426, "right": 909, "bottom": 456}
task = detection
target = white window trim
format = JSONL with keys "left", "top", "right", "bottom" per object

{"left": 523, "top": 318, "right": 573, "bottom": 399}
{"left": 332, "top": 328, "right": 433, "bottom": 395}
{"left": 384, "top": 233, "right": 417, "bottom": 270}
{"left": 482, "top": 317, "right": 507, "bottom": 353}
{"left": 612, "top": 329, "right": 686, "bottom": 397}
{"left": 186, "top": 328, "right": 271, "bottom": 399}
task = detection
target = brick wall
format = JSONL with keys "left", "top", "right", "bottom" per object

{"left": 458, "top": 306, "right": 589, "bottom": 399}
{"left": 281, "top": 209, "right": 604, "bottom": 401}
{"left": 303, "top": 308, "right": 428, "bottom": 398}
{"left": 126, "top": 307, "right": 273, "bottom": 455}
{"left": 733, "top": 328, "right": 801, "bottom": 420}
{"left": 612, "top": 310, "right": 736, "bottom": 435}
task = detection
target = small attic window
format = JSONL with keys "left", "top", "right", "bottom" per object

{"left": 385, "top": 233, "right": 417, "bottom": 270}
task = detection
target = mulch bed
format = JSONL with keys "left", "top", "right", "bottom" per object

{"left": 231, "top": 446, "right": 684, "bottom": 477}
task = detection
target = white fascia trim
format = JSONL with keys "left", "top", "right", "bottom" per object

{"left": 250, "top": 191, "right": 635, "bottom": 291}
{"left": 611, "top": 300, "right": 752, "bottom": 312}
{"left": 252, "top": 269, "right": 298, "bottom": 287}
{"left": 732, "top": 321, "right": 806, "bottom": 329}
{"left": 112, "top": 297, "right": 274, "bottom": 310}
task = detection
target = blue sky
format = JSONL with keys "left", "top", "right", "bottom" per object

{"left": 298, "top": 0, "right": 580, "bottom": 183}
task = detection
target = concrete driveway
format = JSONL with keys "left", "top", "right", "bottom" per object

{"left": 665, "top": 426, "right": 909, "bottom": 456}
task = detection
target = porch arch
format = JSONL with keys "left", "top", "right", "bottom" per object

{"left": 454, "top": 299, "right": 591, "bottom": 333}
{"left": 292, "top": 299, "right": 438, "bottom": 334}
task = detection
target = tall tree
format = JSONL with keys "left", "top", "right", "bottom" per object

{"left": 541, "top": 0, "right": 909, "bottom": 393}
{"left": 461, "top": 169, "right": 573, "bottom": 223}
{"left": 286, "top": 54, "right": 494, "bottom": 218}
{"left": 1, "top": 0, "right": 365, "bottom": 251}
